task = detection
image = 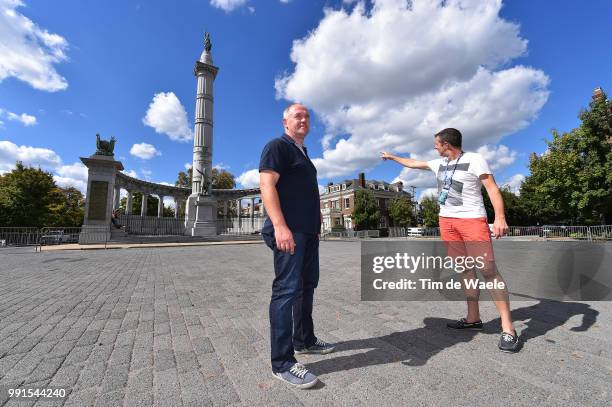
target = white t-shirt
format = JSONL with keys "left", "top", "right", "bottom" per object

{"left": 427, "top": 152, "right": 491, "bottom": 218}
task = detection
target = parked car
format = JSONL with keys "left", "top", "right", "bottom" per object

{"left": 40, "top": 230, "right": 71, "bottom": 245}
{"left": 407, "top": 227, "right": 424, "bottom": 237}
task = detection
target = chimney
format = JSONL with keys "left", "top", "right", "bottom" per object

{"left": 358, "top": 172, "right": 366, "bottom": 188}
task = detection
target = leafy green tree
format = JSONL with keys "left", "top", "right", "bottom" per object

{"left": 0, "top": 162, "right": 57, "bottom": 227}
{"left": 519, "top": 91, "right": 611, "bottom": 224}
{"left": 388, "top": 196, "right": 416, "bottom": 227}
{"left": 47, "top": 187, "right": 85, "bottom": 227}
{"left": 482, "top": 186, "right": 528, "bottom": 225}
{"left": 175, "top": 167, "right": 236, "bottom": 190}
{"left": 352, "top": 190, "right": 380, "bottom": 230}
{"left": 212, "top": 168, "right": 236, "bottom": 189}
{"left": 175, "top": 168, "right": 192, "bottom": 188}
{"left": 419, "top": 194, "right": 440, "bottom": 227}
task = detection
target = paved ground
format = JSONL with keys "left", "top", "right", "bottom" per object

{"left": 0, "top": 241, "right": 610, "bottom": 407}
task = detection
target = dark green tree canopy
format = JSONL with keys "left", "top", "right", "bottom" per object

{"left": 175, "top": 167, "right": 236, "bottom": 190}
{"left": 519, "top": 91, "right": 611, "bottom": 224}
{"left": 0, "top": 162, "right": 84, "bottom": 227}
{"left": 352, "top": 190, "right": 380, "bottom": 230}
{"left": 388, "top": 196, "right": 416, "bottom": 227}
{"left": 419, "top": 195, "right": 440, "bottom": 227}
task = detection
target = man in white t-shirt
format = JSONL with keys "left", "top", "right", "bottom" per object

{"left": 381, "top": 128, "right": 519, "bottom": 352}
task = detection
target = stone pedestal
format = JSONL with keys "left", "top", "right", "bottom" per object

{"left": 79, "top": 155, "right": 124, "bottom": 244}
{"left": 184, "top": 194, "right": 217, "bottom": 236}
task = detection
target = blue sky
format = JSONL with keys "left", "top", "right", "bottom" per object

{"left": 1, "top": 0, "right": 610, "bottom": 202}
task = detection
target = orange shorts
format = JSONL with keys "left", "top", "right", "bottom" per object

{"left": 439, "top": 217, "right": 494, "bottom": 262}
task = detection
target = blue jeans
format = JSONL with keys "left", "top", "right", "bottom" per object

{"left": 262, "top": 230, "right": 319, "bottom": 373}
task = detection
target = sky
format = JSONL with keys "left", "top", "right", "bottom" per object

{"left": 1, "top": 0, "right": 611, "bottom": 204}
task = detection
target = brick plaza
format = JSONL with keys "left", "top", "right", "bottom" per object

{"left": 0, "top": 241, "right": 610, "bottom": 406}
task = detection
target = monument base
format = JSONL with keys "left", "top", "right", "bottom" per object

{"left": 185, "top": 194, "right": 218, "bottom": 237}
{"left": 79, "top": 225, "right": 111, "bottom": 244}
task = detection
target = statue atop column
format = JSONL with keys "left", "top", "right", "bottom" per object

{"left": 95, "top": 134, "right": 116, "bottom": 156}
{"left": 204, "top": 32, "right": 212, "bottom": 53}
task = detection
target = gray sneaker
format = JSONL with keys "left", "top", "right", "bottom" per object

{"left": 294, "top": 338, "right": 336, "bottom": 355}
{"left": 273, "top": 363, "right": 318, "bottom": 389}
{"left": 498, "top": 331, "right": 520, "bottom": 353}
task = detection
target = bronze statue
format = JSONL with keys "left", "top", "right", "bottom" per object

{"left": 95, "top": 134, "right": 116, "bottom": 156}
{"left": 204, "top": 32, "right": 212, "bottom": 53}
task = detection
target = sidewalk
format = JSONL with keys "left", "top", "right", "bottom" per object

{"left": 0, "top": 241, "right": 610, "bottom": 406}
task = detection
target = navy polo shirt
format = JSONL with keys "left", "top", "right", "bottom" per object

{"left": 259, "top": 134, "right": 320, "bottom": 235}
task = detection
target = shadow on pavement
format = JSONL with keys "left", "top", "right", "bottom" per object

{"left": 307, "top": 298, "right": 599, "bottom": 375}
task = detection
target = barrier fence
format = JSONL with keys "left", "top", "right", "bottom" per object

{"left": 217, "top": 217, "right": 265, "bottom": 236}
{"left": 0, "top": 224, "right": 610, "bottom": 253}
{"left": 118, "top": 214, "right": 186, "bottom": 235}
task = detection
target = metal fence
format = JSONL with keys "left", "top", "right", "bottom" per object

{"left": 388, "top": 225, "right": 612, "bottom": 241}
{"left": 388, "top": 227, "right": 441, "bottom": 238}
{"left": 322, "top": 230, "right": 380, "bottom": 240}
{"left": 217, "top": 217, "right": 265, "bottom": 236}
{"left": 119, "top": 214, "right": 186, "bottom": 235}
{"left": 0, "top": 227, "right": 41, "bottom": 251}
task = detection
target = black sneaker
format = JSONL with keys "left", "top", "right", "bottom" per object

{"left": 446, "top": 318, "right": 484, "bottom": 331}
{"left": 498, "top": 331, "right": 519, "bottom": 353}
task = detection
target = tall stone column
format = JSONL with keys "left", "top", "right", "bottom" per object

{"left": 141, "top": 194, "right": 148, "bottom": 217}
{"left": 223, "top": 201, "right": 228, "bottom": 218}
{"left": 126, "top": 191, "right": 133, "bottom": 215}
{"left": 250, "top": 197, "right": 255, "bottom": 228}
{"left": 158, "top": 196, "right": 165, "bottom": 218}
{"left": 113, "top": 186, "right": 121, "bottom": 211}
{"left": 185, "top": 32, "right": 219, "bottom": 237}
{"left": 237, "top": 199, "right": 241, "bottom": 228}
{"left": 174, "top": 198, "right": 181, "bottom": 219}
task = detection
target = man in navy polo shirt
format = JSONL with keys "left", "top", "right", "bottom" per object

{"left": 259, "top": 103, "right": 336, "bottom": 389}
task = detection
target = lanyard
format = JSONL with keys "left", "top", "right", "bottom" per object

{"left": 442, "top": 152, "right": 463, "bottom": 189}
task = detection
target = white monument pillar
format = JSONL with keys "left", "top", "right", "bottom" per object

{"left": 113, "top": 186, "right": 121, "bottom": 211}
{"left": 174, "top": 198, "right": 181, "bottom": 219}
{"left": 185, "top": 32, "right": 219, "bottom": 236}
{"left": 126, "top": 191, "right": 133, "bottom": 215}
{"left": 141, "top": 194, "right": 148, "bottom": 217}
{"left": 157, "top": 196, "right": 164, "bottom": 218}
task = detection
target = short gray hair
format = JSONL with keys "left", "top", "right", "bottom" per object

{"left": 283, "top": 103, "right": 305, "bottom": 119}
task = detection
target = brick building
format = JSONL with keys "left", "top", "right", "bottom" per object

{"left": 319, "top": 172, "right": 414, "bottom": 232}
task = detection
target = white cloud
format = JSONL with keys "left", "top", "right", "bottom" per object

{"left": 122, "top": 169, "right": 138, "bottom": 178}
{"left": 142, "top": 92, "right": 192, "bottom": 142}
{"left": 418, "top": 187, "right": 439, "bottom": 203}
{"left": 276, "top": 0, "right": 549, "bottom": 179}
{"left": 8, "top": 111, "right": 36, "bottom": 126}
{"left": 280, "top": 0, "right": 291, "bottom": 4}
{"left": 184, "top": 162, "right": 192, "bottom": 171}
{"left": 0, "top": 140, "right": 61, "bottom": 172}
{"left": 393, "top": 168, "right": 438, "bottom": 189}
{"left": 53, "top": 162, "right": 88, "bottom": 193}
{"left": 129, "top": 142, "right": 161, "bottom": 160}
{"left": 213, "top": 162, "right": 230, "bottom": 170}
{"left": 0, "top": 0, "right": 69, "bottom": 91}
{"left": 500, "top": 173, "right": 525, "bottom": 194}
{"left": 237, "top": 168, "right": 259, "bottom": 188}
{"left": 140, "top": 168, "right": 152, "bottom": 180}
{"left": 0, "top": 141, "right": 89, "bottom": 192}
{"left": 0, "top": 108, "right": 37, "bottom": 126}
{"left": 210, "top": 0, "right": 248, "bottom": 12}
{"left": 476, "top": 144, "right": 517, "bottom": 171}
